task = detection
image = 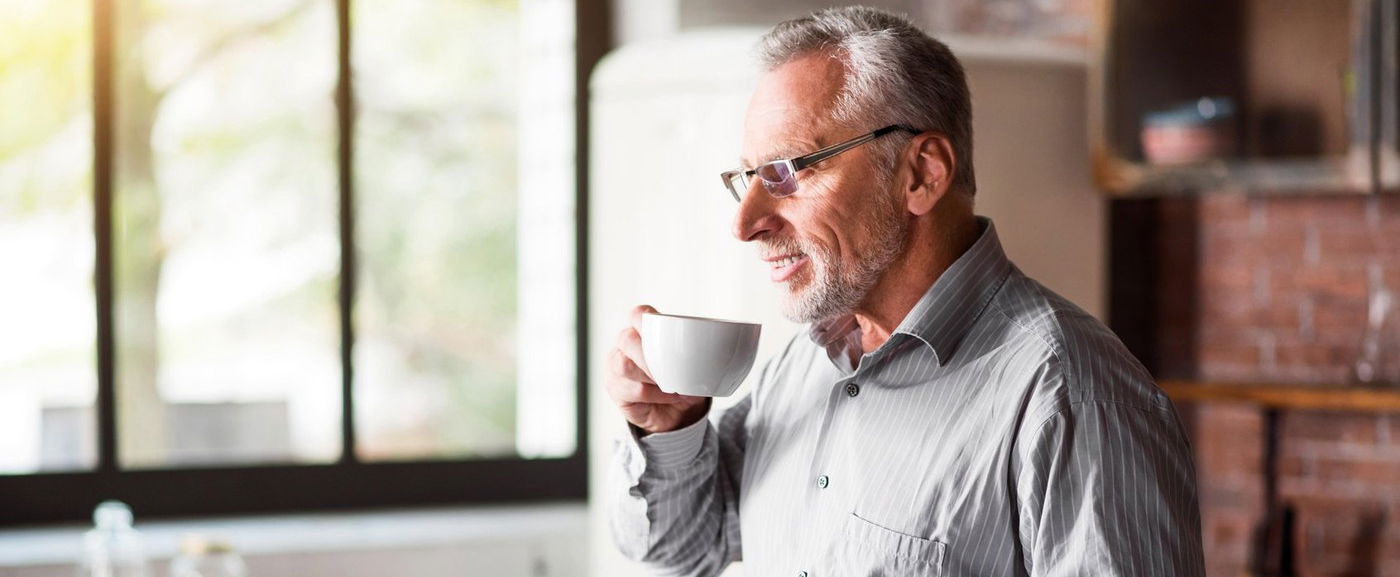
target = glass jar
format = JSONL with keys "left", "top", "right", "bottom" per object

{"left": 168, "top": 536, "right": 247, "bottom": 577}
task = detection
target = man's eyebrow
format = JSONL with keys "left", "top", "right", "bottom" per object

{"left": 740, "top": 145, "right": 808, "bottom": 170}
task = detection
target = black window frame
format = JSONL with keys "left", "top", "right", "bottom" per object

{"left": 0, "top": 0, "right": 609, "bottom": 527}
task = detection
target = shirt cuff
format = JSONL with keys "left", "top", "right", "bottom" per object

{"left": 627, "top": 413, "right": 710, "bottom": 471}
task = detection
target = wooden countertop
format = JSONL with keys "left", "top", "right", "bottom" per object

{"left": 1159, "top": 379, "right": 1400, "bottom": 413}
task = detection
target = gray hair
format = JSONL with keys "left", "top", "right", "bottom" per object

{"left": 757, "top": 6, "right": 976, "bottom": 196}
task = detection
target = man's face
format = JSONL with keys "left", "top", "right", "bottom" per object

{"left": 733, "top": 54, "right": 910, "bottom": 323}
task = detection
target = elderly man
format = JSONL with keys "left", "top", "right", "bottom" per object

{"left": 604, "top": 6, "right": 1204, "bottom": 576}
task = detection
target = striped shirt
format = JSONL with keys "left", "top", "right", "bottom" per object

{"left": 608, "top": 217, "right": 1205, "bottom": 576}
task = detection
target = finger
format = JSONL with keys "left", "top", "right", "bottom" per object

{"left": 604, "top": 366, "right": 683, "bottom": 406}
{"left": 629, "top": 304, "right": 659, "bottom": 332}
{"left": 608, "top": 347, "right": 654, "bottom": 384}
{"left": 616, "top": 327, "right": 652, "bottom": 378}
{"left": 619, "top": 379, "right": 686, "bottom": 405}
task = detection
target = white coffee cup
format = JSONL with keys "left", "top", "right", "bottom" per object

{"left": 640, "top": 312, "right": 762, "bottom": 397}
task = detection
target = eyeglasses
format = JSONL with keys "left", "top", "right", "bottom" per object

{"left": 720, "top": 124, "right": 917, "bottom": 202}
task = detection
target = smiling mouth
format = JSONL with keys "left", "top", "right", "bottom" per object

{"left": 767, "top": 253, "right": 809, "bottom": 282}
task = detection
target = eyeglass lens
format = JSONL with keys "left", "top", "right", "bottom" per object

{"left": 756, "top": 161, "right": 797, "bottom": 196}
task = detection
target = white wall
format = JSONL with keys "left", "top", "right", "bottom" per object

{"left": 956, "top": 39, "right": 1104, "bottom": 321}
{"left": 586, "top": 29, "right": 1101, "bottom": 577}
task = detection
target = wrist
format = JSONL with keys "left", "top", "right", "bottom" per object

{"left": 631, "top": 399, "right": 713, "bottom": 437}
{"left": 677, "top": 398, "right": 713, "bottom": 430}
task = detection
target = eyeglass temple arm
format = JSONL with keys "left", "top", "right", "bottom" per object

{"left": 791, "top": 125, "right": 919, "bottom": 171}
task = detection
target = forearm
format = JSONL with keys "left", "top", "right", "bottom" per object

{"left": 608, "top": 415, "right": 740, "bottom": 577}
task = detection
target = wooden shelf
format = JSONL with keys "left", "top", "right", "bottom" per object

{"left": 1160, "top": 380, "right": 1400, "bottom": 413}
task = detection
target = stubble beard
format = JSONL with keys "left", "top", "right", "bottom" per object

{"left": 776, "top": 189, "right": 909, "bottom": 324}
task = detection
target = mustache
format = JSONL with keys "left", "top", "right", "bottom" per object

{"left": 759, "top": 238, "right": 808, "bottom": 260}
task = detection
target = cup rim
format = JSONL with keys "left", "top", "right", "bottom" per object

{"left": 642, "top": 311, "right": 759, "bottom": 328}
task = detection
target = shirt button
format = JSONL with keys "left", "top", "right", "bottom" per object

{"left": 798, "top": 572, "right": 808, "bottom": 577}
{"left": 846, "top": 383, "right": 860, "bottom": 397}
{"left": 817, "top": 475, "right": 829, "bottom": 489}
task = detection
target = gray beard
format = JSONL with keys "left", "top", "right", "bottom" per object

{"left": 781, "top": 191, "right": 909, "bottom": 324}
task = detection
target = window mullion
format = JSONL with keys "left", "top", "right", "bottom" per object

{"left": 336, "top": 0, "right": 358, "bottom": 465}
{"left": 93, "top": 0, "right": 118, "bottom": 475}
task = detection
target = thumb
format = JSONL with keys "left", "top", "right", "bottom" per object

{"left": 629, "top": 304, "right": 659, "bottom": 332}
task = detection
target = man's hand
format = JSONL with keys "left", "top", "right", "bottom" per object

{"left": 604, "top": 305, "right": 711, "bottom": 435}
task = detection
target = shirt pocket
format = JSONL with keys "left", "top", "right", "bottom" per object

{"left": 833, "top": 512, "right": 947, "bottom": 576}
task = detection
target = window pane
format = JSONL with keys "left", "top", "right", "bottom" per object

{"left": 114, "top": 0, "right": 341, "bottom": 468}
{"left": 0, "top": 0, "right": 96, "bottom": 474}
{"left": 354, "top": 0, "right": 577, "bottom": 460}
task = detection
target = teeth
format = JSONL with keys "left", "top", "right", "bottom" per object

{"left": 773, "top": 255, "right": 802, "bottom": 268}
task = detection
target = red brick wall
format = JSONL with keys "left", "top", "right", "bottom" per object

{"left": 1148, "top": 194, "right": 1400, "bottom": 576}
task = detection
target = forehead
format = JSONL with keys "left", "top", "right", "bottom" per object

{"left": 741, "top": 52, "right": 846, "bottom": 165}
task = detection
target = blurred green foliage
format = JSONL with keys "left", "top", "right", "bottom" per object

{"left": 0, "top": 0, "right": 531, "bottom": 467}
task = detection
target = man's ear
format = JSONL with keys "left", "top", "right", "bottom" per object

{"left": 904, "top": 133, "right": 955, "bottom": 217}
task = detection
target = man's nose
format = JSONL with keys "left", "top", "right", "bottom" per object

{"left": 732, "top": 182, "right": 783, "bottom": 242}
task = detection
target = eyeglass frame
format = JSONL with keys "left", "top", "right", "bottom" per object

{"left": 720, "top": 124, "right": 920, "bottom": 202}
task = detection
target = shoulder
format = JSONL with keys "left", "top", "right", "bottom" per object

{"left": 988, "top": 268, "right": 1173, "bottom": 424}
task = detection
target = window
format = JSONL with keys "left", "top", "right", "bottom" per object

{"left": 0, "top": 0, "right": 596, "bottom": 525}
{"left": 0, "top": 0, "right": 97, "bottom": 476}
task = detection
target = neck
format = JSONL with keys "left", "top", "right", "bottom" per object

{"left": 853, "top": 211, "right": 979, "bottom": 353}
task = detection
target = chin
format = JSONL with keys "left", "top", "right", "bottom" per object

{"left": 779, "top": 293, "right": 824, "bottom": 324}
{"left": 777, "top": 290, "right": 806, "bottom": 320}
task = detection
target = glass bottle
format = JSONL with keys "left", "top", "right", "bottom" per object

{"left": 78, "top": 500, "right": 149, "bottom": 577}
{"left": 1354, "top": 286, "right": 1398, "bottom": 385}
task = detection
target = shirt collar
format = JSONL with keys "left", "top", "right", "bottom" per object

{"left": 808, "top": 217, "right": 1013, "bottom": 367}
